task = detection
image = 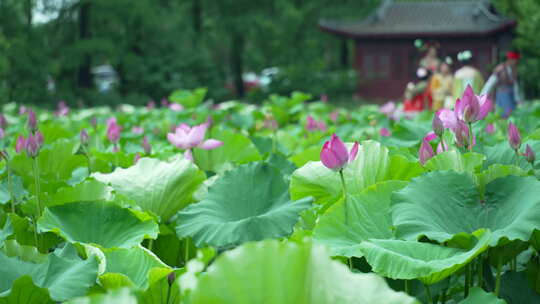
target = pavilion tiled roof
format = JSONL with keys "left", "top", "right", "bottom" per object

{"left": 319, "top": 0, "right": 516, "bottom": 38}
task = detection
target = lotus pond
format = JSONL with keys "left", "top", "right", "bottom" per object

{"left": 1, "top": 89, "right": 540, "bottom": 303}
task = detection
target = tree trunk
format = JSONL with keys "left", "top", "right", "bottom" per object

{"left": 231, "top": 32, "right": 245, "bottom": 98}
{"left": 340, "top": 39, "right": 349, "bottom": 68}
{"left": 77, "top": 0, "right": 92, "bottom": 91}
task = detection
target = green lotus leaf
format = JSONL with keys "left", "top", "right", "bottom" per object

{"left": 37, "top": 201, "right": 158, "bottom": 248}
{"left": 67, "top": 288, "right": 138, "bottom": 304}
{"left": 0, "top": 248, "right": 98, "bottom": 301}
{"left": 0, "top": 217, "right": 12, "bottom": 247}
{"left": 0, "top": 276, "right": 53, "bottom": 304}
{"left": 290, "top": 140, "right": 423, "bottom": 206}
{"left": 136, "top": 269, "right": 183, "bottom": 304}
{"left": 93, "top": 157, "right": 205, "bottom": 221}
{"left": 50, "top": 179, "right": 114, "bottom": 206}
{"left": 0, "top": 175, "right": 27, "bottom": 205}
{"left": 460, "top": 287, "right": 506, "bottom": 304}
{"left": 2, "top": 240, "right": 47, "bottom": 263}
{"left": 175, "top": 162, "right": 312, "bottom": 248}
{"left": 359, "top": 232, "right": 490, "bottom": 285}
{"left": 475, "top": 164, "right": 527, "bottom": 195}
{"left": 484, "top": 142, "right": 531, "bottom": 171}
{"left": 192, "top": 128, "right": 262, "bottom": 173}
{"left": 189, "top": 240, "right": 418, "bottom": 304}
{"left": 101, "top": 246, "right": 170, "bottom": 289}
{"left": 313, "top": 181, "right": 407, "bottom": 257}
{"left": 392, "top": 171, "right": 540, "bottom": 246}
{"left": 424, "top": 151, "right": 485, "bottom": 173}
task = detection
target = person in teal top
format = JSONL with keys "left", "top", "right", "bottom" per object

{"left": 481, "top": 51, "right": 521, "bottom": 117}
{"left": 452, "top": 50, "right": 485, "bottom": 106}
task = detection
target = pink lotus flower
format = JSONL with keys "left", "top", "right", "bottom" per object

{"left": 306, "top": 116, "right": 327, "bottom": 132}
{"left": 27, "top": 109, "right": 37, "bottom": 132}
{"left": 167, "top": 123, "right": 223, "bottom": 160}
{"left": 379, "top": 101, "right": 396, "bottom": 117}
{"left": 524, "top": 144, "right": 535, "bottom": 164}
{"left": 454, "top": 85, "right": 492, "bottom": 123}
{"left": 380, "top": 127, "right": 391, "bottom": 137}
{"left": 169, "top": 103, "right": 184, "bottom": 112}
{"left": 508, "top": 122, "right": 521, "bottom": 151}
{"left": 0, "top": 128, "right": 4, "bottom": 139}
{"left": 320, "top": 134, "right": 359, "bottom": 171}
{"left": 16, "top": 135, "right": 26, "bottom": 153}
{"left": 432, "top": 113, "right": 444, "bottom": 137}
{"left": 485, "top": 123, "right": 495, "bottom": 134}
{"left": 418, "top": 137, "right": 435, "bottom": 165}
{"left": 55, "top": 101, "right": 70, "bottom": 116}
{"left": 161, "top": 98, "right": 169, "bottom": 107}
{"left": 132, "top": 126, "right": 144, "bottom": 135}
{"left": 25, "top": 132, "right": 43, "bottom": 158}
{"left": 80, "top": 129, "right": 89, "bottom": 146}
{"left": 437, "top": 109, "right": 458, "bottom": 131}
{"left": 329, "top": 110, "right": 339, "bottom": 122}
{"left": 454, "top": 120, "right": 475, "bottom": 148}
{"left": 424, "top": 131, "right": 437, "bottom": 142}
{"left": 107, "top": 119, "right": 122, "bottom": 144}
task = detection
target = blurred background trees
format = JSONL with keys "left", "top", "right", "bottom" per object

{"left": 0, "top": 0, "right": 379, "bottom": 107}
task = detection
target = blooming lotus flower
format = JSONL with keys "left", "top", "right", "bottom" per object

{"left": 320, "top": 134, "right": 359, "bottom": 171}
{"left": 306, "top": 116, "right": 327, "bottom": 132}
{"left": 142, "top": 136, "right": 151, "bottom": 155}
{"left": 0, "top": 114, "right": 7, "bottom": 129}
{"left": 107, "top": 120, "right": 121, "bottom": 144}
{"left": 16, "top": 136, "right": 26, "bottom": 153}
{"left": 508, "top": 122, "right": 521, "bottom": 151}
{"left": 169, "top": 103, "right": 184, "bottom": 112}
{"left": 379, "top": 101, "right": 396, "bottom": 117}
{"left": 167, "top": 123, "right": 223, "bottom": 160}
{"left": 524, "top": 144, "right": 535, "bottom": 164}
{"left": 454, "top": 85, "right": 492, "bottom": 123}
{"left": 27, "top": 109, "right": 37, "bottom": 132}
{"left": 25, "top": 132, "right": 42, "bottom": 158}
{"left": 380, "top": 127, "right": 391, "bottom": 137}
{"left": 485, "top": 123, "right": 495, "bottom": 134}
{"left": 418, "top": 137, "right": 435, "bottom": 165}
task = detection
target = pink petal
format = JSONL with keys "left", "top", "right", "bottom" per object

{"left": 186, "top": 123, "right": 208, "bottom": 147}
{"left": 329, "top": 134, "right": 349, "bottom": 165}
{"left": 167, "top": 132, "right": 189, "bottom": 149}
{"left": 177, "top": 123, "right": 191, "bottom": 133}
{"left": 477, "top": 95, "right": 493, "bottom": 120}
{"left": 349, "top": 142, "right": 359, "bottom": 162}
{"left": 320, "top": 141, "right": 342, "bottom": 170}
{"left": 438, "top": 109, "right": 458, "bottom": 131}
{"left": 199, "top": 139, "right": 223, "bottom": 150}
{"left": 424, "top": 131, "right": 437, "bottom": 142}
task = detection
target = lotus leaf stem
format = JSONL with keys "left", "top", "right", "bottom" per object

{"left": 6, "top": 161, "right": 15, "bottom": 213}
{"left": 468, "top": 122, "right": 473, "bottom": 152}
{"left": 495, "top": 256, "right": 502, "bottom": 296}
{"left": 464, "top": 263, "right": 471, "bottom": 297}
{"left": 424, "top": 284, "right": 433, "bottom": 304}
{"left": 404, "top": 280, "right": 409, "bottom": 295}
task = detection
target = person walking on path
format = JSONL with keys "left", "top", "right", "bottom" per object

{"left": 452, "top": 50, "right": 485, "bottom": 105}
{"left": 481, "top": 51, "right": 521, "bottom": 117}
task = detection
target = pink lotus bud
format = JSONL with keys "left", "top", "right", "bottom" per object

{"left": 27, "top": 110, "right": 37, "bottom": 132}
{"left": 432, "top": 113, "right": 444, "bottom": 137}
{"left": 0, "top": 128, "right": 4, "bottom": 139}
{"left": 107, "top": 121, "right": 122, "bottom": 144}
{"left": 380, "top": 127, "right": 391, "bottom": 137}
{"left": 25, "top": 133, "right": 40, "bottom": 158}
{"left": 167, "top": 272, "right": 176, "bottom": 286}
{"left": 142, "top": 136, "right": 151, "bottom": 155}
{"left": 317, "top": 121, "right": 327, "bottom": 132}
{"left": 35, "top": 131, "right": 44, "bottom": 147}
{"left": 524, "top": 144, "right": 535, "bottom": 164}
{"left": 455, "top": 85, "right": 480, "bottom": 123}
{"left": 56, "top": 101, "right": 70, "bottom": 116}
{"left": 0, "top": 114, "right": 7, "bottom": 129}
{"left": 424, "top": 131, "right": 437, "bottom": 142}
{"left": 320, "top": 134, "right": 358, "bottom": 171}
{"left": 418, "top": 138, "right": 435, "bottom": 165}
{"left": 437, "top": 109, "right": 458, "bottom": 131}
{"left": 169, "top": 103, "right": 184, "bottom": 112}
{"left": 80, "top": 129, "right": 89, "bottom": 146}
{"left": 16, "top": 135, "right": 26, "bottom": 153}
{"left": 329, "top": 110, "right": 339, "bottom": 122}
{"left": 477, "top": 95, "right": 493, "bottom": 120}
{"left": 306, "top": 116, "right": 318, "bottom": 132}
{"left": 507, "top": 122, "right": 521, "bottom": 151}
{"left": 485, "top": 123, "right": 495, "bottom": 134}
{"left": 161, "top": 98, "right": 169, "bottom": 107}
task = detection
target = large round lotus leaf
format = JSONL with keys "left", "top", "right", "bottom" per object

{"left": 313, "top": 181, "right": 407, "bottom": 257}
{"left": 0, "top": 248, "right": 98, "bottom": 301}
{"left": 37, "top": 201, "right": 158, "bottom": 248}
{"left": 459, "top": 287, "right": 506, "bottom": 304}
{"left": 67, "top": 288, "right": 138, "bottom": 304}
{"left": 392, "top": 171, "right": 540, "bottom": 246}
{"left": 93, "top": 157, "right": 205, "bottom": 221}
{"left": 50, "top": 179, "right": 114, "bottom": 207}
{"left": 290, "top": 140, "right": 423, "bottom": 206}
{"left": 175, "top": 162, "right": 312, "bottom": 248}
{"left": 189, "top": 240, "right": 418, "bottom": 304}
{"left": 424, "top": 151, "right": 485, "bottom": 173}
{"left": 101, "top": 246, "right": 170, "bottom": 289}
{"left": 0, "top": 276, "right": 52, "bottom": 304}
{"left": 359, "top": 232, "right": 490, "bottom": 285}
